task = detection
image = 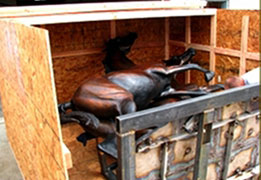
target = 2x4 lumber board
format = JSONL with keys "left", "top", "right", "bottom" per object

{"left": 239, "top": 16, "right": 249, "bottom": 76}
{"left": 3, "top": 9, "right": 217, "bottom": 26}
{"left": 0, "top": 1, "right": 207, "bottom": 17}
{"left": 0, "top": 20, "right": 68, "bottom": 179}
{"left": 62, "top": 143, "right": 73, "bottom": 169}
{"left": 185, "top": 16, "right": 191, "bottom": 83}
{"left": 169, "top": 40, "right": 259, "bottom": 61}
{"left": 116, "top": 84, "right": 259, "bottom": 133}
{"left": 52, "top": 42, "right": 165, "bottom": 59}
{"left": 110, "top": 20, "right": 116, "bottom": 39}
{"left": 165, "top": 17, "right": 170, "bottom": 60}
{"left": 52, "top": 48, "right": 103, "bottom": 58}
{"left": 210, "top": 15, "right": 217, "bottom": 85}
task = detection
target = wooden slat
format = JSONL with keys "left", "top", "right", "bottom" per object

{"left": 3, "top": 9, "right": 217, "bottom": 25}
{"left": 0, "top": 20, "right": 68, "bottom": 180}
{"left": 165, "top": 17, "right": 170, "bottom": 60}
{"left": 185, "top": 16, "right": 191, "bottom": 83}
{"left": 110, "top": 20, "right": 116, "bottom": 39}
{"left": 209, "top": 15, "right": 217, "bottom": 85}
{"left": 62, "top": 143, "right": 73, "bottom": 169}
{"left": 52, "top": 48, "right": 103, "bottom": 58}
{"left": 239, "top": 16, "right": 249, "bottom": 76}
{"left": 169, "top": 40, "right": 260, "bottom": 61}
{"left": 0, "top": 1, "right": 207, "bottom": 17}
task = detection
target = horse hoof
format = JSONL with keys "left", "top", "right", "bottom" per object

{"left": 205, "top": 71, "right": 215, "bottom": 82}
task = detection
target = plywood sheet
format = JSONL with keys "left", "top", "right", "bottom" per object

{"left": 215, "top": 54, "right": 240, "bottom": 84}
{"left": 169, "top": 17, "right": 186, "bottom": 42}
{"left": 41, "top": 21, "right": 110, "bottom": 54}
{"left": 246, "top": 59, "right": 260, "bottom": 72}
{"left": 0, "top": 21, "right": 67, "bottom": 180}
{"left": 191, "top": 16, "right": 210, "bottom": 45}
{"left": 217, "top": 10, "right": 259, "bottom": 53}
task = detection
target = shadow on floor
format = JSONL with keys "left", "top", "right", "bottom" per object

{"left": 0, "top": 116, "right": 23, "bottom": 180}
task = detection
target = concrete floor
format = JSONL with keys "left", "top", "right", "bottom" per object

{"left": 0, "top": 103, "right": 23, "bottom": 180}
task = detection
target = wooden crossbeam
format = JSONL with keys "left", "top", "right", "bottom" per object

{"left": 169, "top": 41, "right": 259, "bottom": 61}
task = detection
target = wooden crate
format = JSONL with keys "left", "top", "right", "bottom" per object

{"left": 0, "top": 2, "right": 259, "bottom": 180}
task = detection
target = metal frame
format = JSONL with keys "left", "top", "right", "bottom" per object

{"left": 116, "top": 84, "right": 259, "bottom": 180}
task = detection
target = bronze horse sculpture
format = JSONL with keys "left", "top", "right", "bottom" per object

{"left": 59, "top": 33, "right": 215, "bottom": 148}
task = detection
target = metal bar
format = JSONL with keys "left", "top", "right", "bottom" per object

{"left": 221, "top": 121, "right": 236, "bottom": 180}
{"left": 160, "top": 143, "right": 169, "bottom": 180}
{"left": 193, "top": 110, "right": 214, "bottom": 180}
{"left": 117, "top": 84, "right": 259, "bottom": 133}
{"left": 137, "top": 111, "right": 260, "bottom": 153}
{"left": 117, "top": 131, "right": 136, "bottom": 180}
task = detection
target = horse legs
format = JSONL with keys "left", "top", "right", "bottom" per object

{"left": 165, "top": 63, "right": 215, "bottom": 82}
{"left": 163, "top": 48, "right": 196, "bottom": 66}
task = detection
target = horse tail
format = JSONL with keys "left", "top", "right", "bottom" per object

{"left": 58, "top": 101, "right": 73, "bottom": 114}
{"left": 60, "top": 111, "right": 100, "bottom": 129}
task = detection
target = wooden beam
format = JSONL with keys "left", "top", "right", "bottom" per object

{"left": 169, "top": 40, "right": 260, "bottom": 61}
{"left": 52, "top": 48, "right": 103, "bottom": 58}
{"left": 3, "top": 9, "right": 217, "bottom": 26}
{"left": 110, "top": 20, "right": 116, "bottom": 39}
{"left": 0, "top": 1, "right": 208, "bottom": 18}
{"left": 209, "top": 15, "right": 217, "bottom": 85}
{"left": 62, "top": 143, "right": 73, "bottom": 169}
{"left": 185, "top": 16, "right": 191, "bottom": 83}
{"left": 165, "top": 17, "right": 170, "bottom": 60}
{"left": 239, "top": 16, "right": 249, "bottom": 76}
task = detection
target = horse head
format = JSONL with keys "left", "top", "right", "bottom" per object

{"left": 103, "top": 32, "right": 137, "bottom": 73}
{"left": 105, "top": 32, "right": 138, "bottom": 54}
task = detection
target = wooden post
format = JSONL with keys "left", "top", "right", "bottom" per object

{"left": 185, "top": 16, "right": 191, "bottom": 83}
{"left": 110, "top": 20, "right": 116, "bottom": 38}
{"left": 239, "top": 16, "right": 249, "bottom": 76}
{"left": 165, "top": 17, "right": 170, "bottom": 60}
{"left": 209, "top": 15, "right": 217, "bottom": 85}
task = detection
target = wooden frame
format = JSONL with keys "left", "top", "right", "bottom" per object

{"left": 168, "top": 14, "right": 259, "bottom": 85}
{"left": 0, "top": 3, "right": 259, "bottom": 180}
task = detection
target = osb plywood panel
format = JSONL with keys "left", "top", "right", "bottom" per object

{"left": 217, "top": 10, "right": 260, "bottom": 52}
{"left": 62, "top": 124, "right": 105, "bottom": 180}
{"left": 169, "top": 17, "right": 185, "bottom": 42}
{"left": 0, "top": 21, "right": 67, "bottom": 180}
{"left": 53, "top": 53, "right": 105, "bottom": 103}
{"left": 190, "top": 50, "right": 210, "bottom": 86}
{"left": 116, "top": 18, "right": 165, "bottom": 46}
{"left": 215, "top": 54, "right": 240, "bottom": 84}
{"left": 41, "top": 21, "right": 110, "bottom": 53}
{"left": 246, "top": 59, "right": 260, "bottom": 72}
{"left": 191, "top": 16, "right": 210, "bottom": 45}
{"left": 127, "top": 46, "right": 165, "bottom": 65}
